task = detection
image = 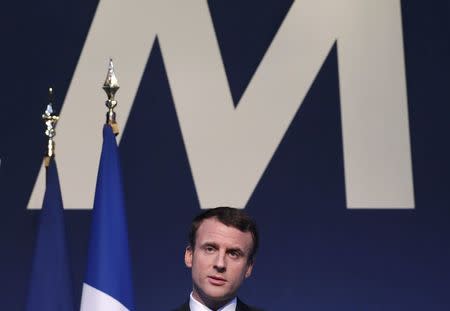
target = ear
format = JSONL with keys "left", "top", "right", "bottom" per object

{"left": 184, "top": 246, "right": 193, "bottom": 268}
{"left": 244, "top": 261, "right": 254, "bottom": 278}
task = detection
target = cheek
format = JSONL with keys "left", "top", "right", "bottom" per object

{"left": 192, "top": 253, "right": 208, "bottom": 272}
{"left": 230, "top": 263, "right": 250, "bottom": 279}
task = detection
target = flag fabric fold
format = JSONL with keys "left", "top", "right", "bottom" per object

{"left": 80, "top": 124, "right": 134, "bottom": 311}
{"left": 26, "top": 160, "right": 74, "bottom": 311}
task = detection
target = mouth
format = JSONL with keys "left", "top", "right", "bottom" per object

{"left": 207, "top": 275, "right": 227, "bottom": 286}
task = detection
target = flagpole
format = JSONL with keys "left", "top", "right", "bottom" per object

{"left": 26, "top": 88, "right": 73, "bottom": 311}
{"left": 80, "top": 59, "right": 135, "bottom": 311}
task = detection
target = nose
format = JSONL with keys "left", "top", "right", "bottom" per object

{"left": 213, "top": 251, "right": 226, "bottom": 273}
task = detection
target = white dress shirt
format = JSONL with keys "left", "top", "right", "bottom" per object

{"left": 189, "top": 292, "right": 237, "bottom": 311}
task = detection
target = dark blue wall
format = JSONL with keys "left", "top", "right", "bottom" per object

{"left": 1, "top": 1, "right": 450, "bottom": 310}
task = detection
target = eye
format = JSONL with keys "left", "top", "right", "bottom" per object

{"left": 228, "top": 250, "right": 241, "bottom": 259}
{"left": 204, "top": 245, "right": 216, "bottom": 253}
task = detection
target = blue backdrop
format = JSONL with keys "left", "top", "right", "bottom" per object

{"left": 1, "top": 0, "right": 450, "bottom": 310}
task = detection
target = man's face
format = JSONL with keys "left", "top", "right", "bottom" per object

{"left": 185, "top": 217, "right": 254, "bottom": 308}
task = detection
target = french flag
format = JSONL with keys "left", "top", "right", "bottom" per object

{"left": 26, "top": 159, "right": 74, "bottom": 311}
{"left": 80, "top": 124, "right": 134, "bottom": 311}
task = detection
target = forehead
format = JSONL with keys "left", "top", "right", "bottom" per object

{"left": 196, "top": 218, "right": 253, "bottom": 251}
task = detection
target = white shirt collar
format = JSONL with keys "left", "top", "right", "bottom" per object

{"left": 189, "top": 292, "right": 237, "bottom": 311}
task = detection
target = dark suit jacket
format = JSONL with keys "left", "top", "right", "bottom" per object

{"left": 172, "top": 298, "right": 262, "bottom": 311}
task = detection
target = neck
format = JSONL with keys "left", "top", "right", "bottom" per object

{"left": 192, "top": 289, "right": 234, "bottom": 310}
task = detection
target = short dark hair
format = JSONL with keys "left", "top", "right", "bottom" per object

{"left": 188, "top": 206, "right": 259, "bottom": 263}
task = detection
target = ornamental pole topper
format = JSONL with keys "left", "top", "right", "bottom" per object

{"left": 103, "top": 58, "right": 120, "bottom": 135}
{"left": 42, "top": 87, "right": 59, "bottom": 167}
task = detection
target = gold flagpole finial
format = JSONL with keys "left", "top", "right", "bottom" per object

{"left": 42, "top": 87, "right": 59, "bottom": 167}
{"left": 103, "top": 58, "right": 120, "bottom": 135}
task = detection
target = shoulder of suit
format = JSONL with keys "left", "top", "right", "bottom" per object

{"left": 171, "top": 301, "right": 190, "bottom": 311}
{"left": 237, "top": 298, "right": 264, "bottom": 311}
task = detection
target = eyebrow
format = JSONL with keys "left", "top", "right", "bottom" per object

{"left": 200, "top": 242, "right": 218, "bottom": 248}
{"left": 199, "top": 242, "right": 246, "bottom": 254}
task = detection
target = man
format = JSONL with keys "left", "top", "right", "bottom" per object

{"left": 173, "top": 207, "right": 262, "bottom": 311}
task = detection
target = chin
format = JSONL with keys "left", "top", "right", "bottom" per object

{"left": 203, "top": 287, "right": 233, "bottom": 301}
